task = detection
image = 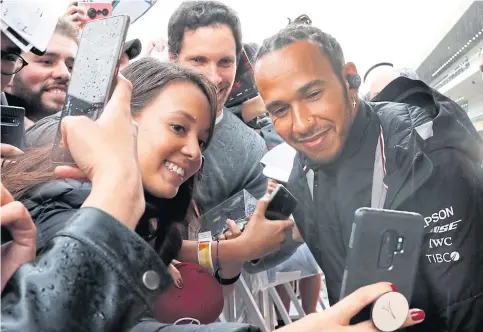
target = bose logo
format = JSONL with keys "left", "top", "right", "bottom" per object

{"left": 429, "top": 220, "right": 461, "bottom": 234}
{"left": 424, "top": 206, "right": 454, "bottom": 228}
{"left": 426, "top": 251, "right": 460, "bottom": 264}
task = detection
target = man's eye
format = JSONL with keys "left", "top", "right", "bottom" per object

{"left": 219, "top": 59, "right": 233, "bottom": 67}
{"left": 306, "top": 91, "right": 322, "bottom": 100}
{"left": 191, "top": 58, "right": 204, "bottom": 65}
{"left": 272, "top": 107, "right": 289, "bottom": 117}
{"left": 40, "top": 60, "right": 52, "bottom": 65}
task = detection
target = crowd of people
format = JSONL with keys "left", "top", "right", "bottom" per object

{"left": 1, "top": 1, "right": 482, "bottom": 331}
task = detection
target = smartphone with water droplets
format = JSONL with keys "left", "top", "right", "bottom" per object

{"left": 51, "top": 15, "right": 130, "bottom": 164}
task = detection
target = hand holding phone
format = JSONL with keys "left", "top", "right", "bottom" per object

{"left": 265, "top": 184, "right": 298, "bottom": 220}
{"left": 1, "top": 106, "right": 25, "bottom": 150}
{"left": 340, "top": 208, "right": 425, "bottom": 302}
{"left": 224, "top": 45, "right": 258, "bottom": 108}
{"left": 51, "top": 15, "right": 130, "bottom": 164}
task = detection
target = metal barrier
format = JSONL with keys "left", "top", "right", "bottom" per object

{"left": 219, "top": 270, "right": 328, "bottom": 331}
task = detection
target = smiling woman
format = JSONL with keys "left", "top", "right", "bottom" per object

{"left": 1, "top": 58, "right": 217, "bottom": 267}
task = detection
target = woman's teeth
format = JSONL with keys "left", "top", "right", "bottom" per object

{"left": 164, "top": 160, "right": 185, "bottom": 177}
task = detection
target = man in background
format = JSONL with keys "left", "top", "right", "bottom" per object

{"left": 120, "top": 39, "right": 142, "bottom": 70}
{"left": 4, "top": 18, "right": 79, "bottom": 128}
{"left": 167, "top": 0, "right": 268, "bottom": 213}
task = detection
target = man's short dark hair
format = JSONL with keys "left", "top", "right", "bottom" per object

{"left": 256, "top": 24, "right": 347, "bottom": 100}
{"left": 54, "top": 17, "right": 79, "bottom": 45}
{"left": 168, "top": 1, "right": 243, "bottom": 59}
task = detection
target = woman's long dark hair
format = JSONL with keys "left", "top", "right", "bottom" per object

{"left": 2, "top": 58, "right": 218, "bottom": 265}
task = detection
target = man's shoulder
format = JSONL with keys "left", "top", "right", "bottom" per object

{"left": 216, "top": 109, "right": 267, "bottom": 152}
{"left": 25, "top": 112, "right": 62, "bottom": 148}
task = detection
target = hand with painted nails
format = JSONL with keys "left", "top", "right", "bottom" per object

{"left": 278, "top": 282, "right": 425, "bottom": 332}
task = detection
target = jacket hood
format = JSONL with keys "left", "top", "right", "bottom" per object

{"left": 372, "top": 77, "right": 483, "bottom": 165}
{"left": 23, "top": 179, "right": 92, "bottom": 221}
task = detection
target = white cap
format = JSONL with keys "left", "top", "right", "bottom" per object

{"left": 1, "top": 0, "right": 62, "bottom": 56}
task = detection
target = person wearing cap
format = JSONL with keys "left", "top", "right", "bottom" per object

{"left": 120, "top": 39, "right": 142, "bottom": 70}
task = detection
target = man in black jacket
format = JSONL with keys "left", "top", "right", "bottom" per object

{"left": 246, "top": 24, "right": 483, "bottom": 331}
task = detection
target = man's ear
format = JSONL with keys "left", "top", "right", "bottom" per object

{"left": 343, "top": 62, "right": 361, "bottom": 90}
{"left": 168, "top": 52, "right": 177, "bottom": 63}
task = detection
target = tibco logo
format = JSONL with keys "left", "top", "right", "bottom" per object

{"left": 426, "top": 251, "right": 460, "bottom": 264}
{"left": 424, "top": 206, "right": 454, "bottom": 228}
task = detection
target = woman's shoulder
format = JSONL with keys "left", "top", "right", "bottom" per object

{"left": 23, "top": 179, "right": 92, "bottom": 215}
{"left": 22, "top": 179, "right": 92, "bottom": 251}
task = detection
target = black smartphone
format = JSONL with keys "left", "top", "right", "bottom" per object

{"left": 1, "top": 105, "right": 25, "bottom": 150}
{"left": 265, "top": 184, "right": 298, "bottom": 220}
{"left": 51, "top": 15, "right": 130, "bottom": 164}
{"left": 340, "top": 208, "right": 425, "bottom": 303}
{"left": 224, "top": 46, "right": 259, "bottom": 108}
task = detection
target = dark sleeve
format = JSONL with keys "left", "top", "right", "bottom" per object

{"left": 1, "top": 208, "right": 173, "bottom": 332}
{"left": 129, "top": 318, "right": 261, "bottom": 332}
{"left": 406, "top": 151, "right": 483, "bottom": 331}
{"left": 35, "top": 209, "right": 78, "bottom": 252}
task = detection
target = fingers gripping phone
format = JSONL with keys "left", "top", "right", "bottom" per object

{"left": 214, "top": 185, "right": 297, "bottom": 239}
{"left": 265, "top": 184, "right": 298, "bottom": 220}
{"left": 1, "top": 105, "right": 25, "bottom": 150}
{"left": 224, "top": 45, "right": 259, "bottom": 108}
{"left": 51, "top": 15, "right": 130, "bottom": 164}
{"left": 340, "top": 208, "right": 425, "bottom": 303}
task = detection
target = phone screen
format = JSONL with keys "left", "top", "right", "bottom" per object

{"left": 224, "top": 48, "right": 258, "bottom": 108}
{"left": 265, "top": 185, "right": 298, "bottom": 220}
{"left": 51, "top": 15, "right": 130, "bottom": 164}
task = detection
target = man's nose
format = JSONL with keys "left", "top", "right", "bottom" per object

{"left": 292, "top": 103, "right": 314, "bottom": 135}
{"left": 52, "top": 62, "right": 71, "bottom": 81}
{"left": 206, "top": 64, "right": 223, "bottom": 86}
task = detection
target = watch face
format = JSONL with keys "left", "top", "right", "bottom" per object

{"left": 371, "top": 292, "right": 409, "bottom": 332}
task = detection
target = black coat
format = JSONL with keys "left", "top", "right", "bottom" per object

{"left": 247, "top": 77, "right": 483, "bottom": 331}
{"left": 1, "top": 180, "right": 260, "bottom": 332}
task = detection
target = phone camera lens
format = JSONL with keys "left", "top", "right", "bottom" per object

{"left": 102, "top": 9, "right": 109, "bottom": 16}
{"left": 87, "top": 8, "right": 97, "bottom": 19}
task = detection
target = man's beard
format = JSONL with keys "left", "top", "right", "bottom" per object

{"left": 12, "top": 78, "right": 64, "bottom": 122}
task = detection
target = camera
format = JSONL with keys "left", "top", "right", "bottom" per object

{"left": 79, "top": 2, "right": 113, "bottom": 22}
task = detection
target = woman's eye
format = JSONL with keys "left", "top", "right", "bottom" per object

{"left": 171, "top": 124, "right": 186, "bottom": 133}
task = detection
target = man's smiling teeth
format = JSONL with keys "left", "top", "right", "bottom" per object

{"left": 49, "top": 89, "right": 66, "bottom": 95}
{"left": 164, "top": 160, "right": 185, "bottom": 177}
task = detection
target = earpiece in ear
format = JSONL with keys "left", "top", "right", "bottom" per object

{"left": 346, "top": 74, "right": 362, "bottom": 89}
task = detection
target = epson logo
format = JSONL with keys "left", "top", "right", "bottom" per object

{"left": 424, "top": 206, "right": 454, "bottom": 228}
{"left": 429, "top": 220, "right": 461, "bottom": 234}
